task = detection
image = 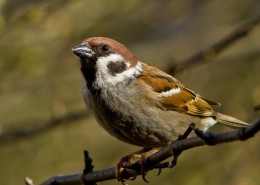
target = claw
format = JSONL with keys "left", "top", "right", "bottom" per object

{"left": 140, "top": 157, "right": 149, "bottom": 182}
{"left": 142, "top": 172, "right": 149, "bottom": 183}
{"left": 157, "top": 168, "right": 162, "bottom": 176}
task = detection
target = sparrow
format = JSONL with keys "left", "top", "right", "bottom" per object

{"left": 72, "top": 37, "right": 248, "bottom": 184}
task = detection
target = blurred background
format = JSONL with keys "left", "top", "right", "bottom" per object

{"left": 0, "top": 0, "right": 260, "bottom": 185}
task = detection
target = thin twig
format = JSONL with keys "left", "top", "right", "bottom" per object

{"left": 82, "top": 150, "right": 96, "bottom": 185}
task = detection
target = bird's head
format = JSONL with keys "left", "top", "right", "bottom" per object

{"left": 72, "top": 37, "right": 142, "bottom": 89}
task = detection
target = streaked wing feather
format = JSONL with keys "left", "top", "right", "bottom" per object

{"left": 139, "top": 64, "right": 214, "bottom": 117}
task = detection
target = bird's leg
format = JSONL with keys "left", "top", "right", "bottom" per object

{"left": 178, "top": 123, "right": 195, "bottom": 140}
{"left": 189, "top": 123, "right": 220, "bottom": 145}
{"left": 116, "top": 148, "right": 158, "bottom": 184}
{"left": 169, "top": 123, "right": 195, "bottom": 168}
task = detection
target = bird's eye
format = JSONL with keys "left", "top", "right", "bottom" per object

{"left": 101, "top": 44, "right": 109, "bottom": 52}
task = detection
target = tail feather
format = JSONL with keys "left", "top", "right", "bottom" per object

{"left": 215, "top": 113, "right": 249, "bottom": 128}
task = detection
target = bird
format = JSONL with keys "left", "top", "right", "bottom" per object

{"left": 72, "top": 37, "right": 248, "bottom": 184}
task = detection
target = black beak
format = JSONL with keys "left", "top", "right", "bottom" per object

{"left": 72, "top": 44, "right": 95, "bottom": 59}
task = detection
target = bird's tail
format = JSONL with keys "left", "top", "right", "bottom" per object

{"left": 215, "top": 113, "right": 249, "bottom": 128}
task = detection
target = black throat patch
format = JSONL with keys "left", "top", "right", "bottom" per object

{"left": 80, "top": 59, "right": 100, "bottom": 95}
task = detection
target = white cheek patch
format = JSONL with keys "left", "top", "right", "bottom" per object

{"left": 94, "top": 53, "right": 143, "bottom": 88}
{"left": 158, "top": 87, "right": 181, "bottom": 97}
{"left": 96, "top": 53, "right": 124, "bottom": 75}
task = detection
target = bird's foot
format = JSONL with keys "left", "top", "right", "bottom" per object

{"left": 116, "top": 148, "right": 158, "bottom": 184}
{"left": 116, "top": 154, "right": 140, "bottom": 185}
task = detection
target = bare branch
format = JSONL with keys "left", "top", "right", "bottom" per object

{"left": 0, "top": 110, "right": 91, "bottom": 144}
{"left": 39, "top": 117, "right": 260, "bottom": 185}
{"left": 168, "top": 14, "right": 260, "bottom": 74}
{"left": 39, "top": 174, "right": 82, "bottom": 185}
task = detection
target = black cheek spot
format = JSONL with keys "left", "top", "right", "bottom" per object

{"left": 107, "top": 61, "right": 127, "bottom": 75}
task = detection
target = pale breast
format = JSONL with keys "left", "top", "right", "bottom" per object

{"left": 82, "top": 79, "right": 208, "bottom": 148}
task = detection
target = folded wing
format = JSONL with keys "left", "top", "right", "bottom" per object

{"left": 139, "top": 64, "right": 219, "bottom": 117}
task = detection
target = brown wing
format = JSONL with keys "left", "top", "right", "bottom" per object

{"left": 138, "top": 64, "right": 217, "bottom": 117}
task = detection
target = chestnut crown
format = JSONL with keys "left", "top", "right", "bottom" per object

{"left": 72, "top": 37, "right": 138, "bottom": 66}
